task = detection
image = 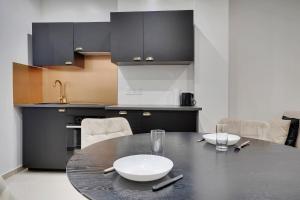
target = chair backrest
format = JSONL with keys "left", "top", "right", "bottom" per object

{"left": 283, "top": 111, "right": 300, "bottom": 119}
{"left": 267, "top": 119, "right": 290, "bottom": 144}
{"left": 217, "top": 118, "right": 270, "bottom": 140}
{"left": 0, "top": 176, "right": 15, "bottom": 200}
{"left": 283, "top": 111, "right": 300, "bottom": 148}
{"left": 81, "top": 117, "right": 133, "bottom": 148}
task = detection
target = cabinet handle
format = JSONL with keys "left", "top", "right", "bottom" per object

{"left": 133, "top": 57, "right": 142, "bottom": 61}
{"left": 64, "top": 61, "right": 73, "bottom": 65}
{"left": 58, "top": 108, "right": 66, "bottom": 113}
{"left": 75, "top": 47, "right": 83, "bottom": 52}
{"left": 142, "top": 112, "right": 151, "bottom": 117}
{"left": 145, "top": 56, "right": 154, "bottom": 61}
{"left": 119, "top": 111, "right": 127, "bottom": 115}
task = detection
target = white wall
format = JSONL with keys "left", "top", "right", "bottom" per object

{"left": 194, "top": 0, "right": 229, "bottom": 131}
{"left": 229, "top": 0, "right": 300, "bottom": 120}
{"left": 117, "top": 0, "right": 195, "bottom": 105}
{"left": 118, "top": 65, "right": 194, "bottom": 105}
{"left": 0, "top": 0, "right": 40, "bottom": 175}
{"left": 117, "top": 0, "right": 194, "bottom": 12}
{"left": 40, "top": 0, "right": 117, "bottom": 22}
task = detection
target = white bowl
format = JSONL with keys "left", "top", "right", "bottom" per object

{"left": 113, "top": 154, "right": 173, "bottom": 182}
{"left": 203, "top": 133, "right": 241, "bottom": 145}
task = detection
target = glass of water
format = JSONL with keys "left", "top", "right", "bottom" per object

{"left": 216, "top": 132, "right": 228, "bottom": 152}
{"left": 150, "top": 129, "right": 165, "bottom": 155}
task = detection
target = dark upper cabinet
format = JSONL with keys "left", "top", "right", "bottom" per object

{"left": 111, "top": 12, "right": 144, "bottom": 64}
{"left": 143, "top": 10, "right": 194, "bottom": 64}
{"left": 110, "top": 10, "right": 194, "bottom": 65}
{"left": 74, "top": 22, "right": 111, "bottom": 53}
{"left": 32, "top": 23, "right": 84, "bottom": 67}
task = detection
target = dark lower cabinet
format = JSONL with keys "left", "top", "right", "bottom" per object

{"left": 23, "top": 107, "right": 106, "bottom": 170}
{"left": 23, "top": 108, "right": 73, "bottom": 170}
{"left": 23, "top": 107, "right": 198, "bottom": 170}
{"left": 106, "top": 110, "right": 198, "bottom": 133}
{"left": 141, "top": 111, "right": 197, "bottom": 133}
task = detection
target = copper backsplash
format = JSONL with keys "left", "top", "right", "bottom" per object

{"left": 13, "top": 55, "right": 118, "bottom": 105}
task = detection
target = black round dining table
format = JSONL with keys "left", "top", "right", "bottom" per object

{"left": 66, "top": 132, "right": 300, "bottom": 200}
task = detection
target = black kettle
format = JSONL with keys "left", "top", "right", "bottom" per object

{"left": 180, "top": 93, "right": 196, "bottom": 106}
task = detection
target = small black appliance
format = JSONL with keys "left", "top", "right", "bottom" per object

{"left": 180, "top": 92, "right": 196, "bottom": 106}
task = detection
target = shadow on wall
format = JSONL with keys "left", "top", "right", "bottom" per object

{"left": 194, "top": 26, "right": 228, "bottom": 132}
{"left": 119, "top": 65, "right": 194, "bottom": 91}
{"left": 27, "top": 34, "right": 33, "bottom": 66}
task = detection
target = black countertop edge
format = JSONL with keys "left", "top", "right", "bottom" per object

{"left": 105, "top": 105, "right": 202, "bottom": 111}
{"left": 14, "top": 104, "right": 202, "bottom": 111}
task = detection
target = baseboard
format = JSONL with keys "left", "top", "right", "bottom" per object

{"left": 2, "top": 166, "right": 25, "bottom": 179}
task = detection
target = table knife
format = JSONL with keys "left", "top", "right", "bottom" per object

{"left": 197, "top": 138, "right": 205, "bottom": 142}
{"left": 234, "top": 141, "right": 250, "bottom": 152}
{"left": 152, "top": 174, "right": 183, "bottom": 191}
{"left": 103, "top": 166, "right": 115, "bottom": 174}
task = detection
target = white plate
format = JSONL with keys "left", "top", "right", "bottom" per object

{"left": 113, "top": 154, "right": 173, "bottom": 182}
{"left": 203, "top": 133, "right": 241, "bottom": 145}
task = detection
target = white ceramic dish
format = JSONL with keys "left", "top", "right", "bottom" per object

{"left": 113, "top": 154, "right": 173, "bottom": 182}
{"left": 203, "top": 133, "right": 241, "bottom": 145}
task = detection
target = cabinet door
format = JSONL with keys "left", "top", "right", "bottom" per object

{"left": 33, "top": 23, "right": 75, "bottom": 66}
{"left": 110, "top": 12, "right": 144, "bottom": 64}
{"left": 106, "top": 110, "right": 143, "bottom": 134}
{"left": 143, "top": 11, "right": 194, "bottom": 64}
{"left": 141, "top": 111, "right": 197, "bottom": 133}
{"left": 74, "top": 22, "right": 110, "bottom": 53}
{"left": 23, "top": 108, "right": 73, "bottom": 169}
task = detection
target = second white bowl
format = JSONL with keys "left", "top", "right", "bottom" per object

{"left": 203, "top": 133, "right": 241, "bottom": 145}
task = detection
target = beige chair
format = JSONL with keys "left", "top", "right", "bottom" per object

{"left": 216, "top": 112, "right": 298, "bottom": 146}
{"left": 81, "top": 117, "right": 133, "bottom": 148}
{"left": 0, "top": 176, "right": 15, "bottom": 200}
{"left": 262, "top": 111, "right": 299, "bottom": 146}
{"left": 216, "top": 111, "right": 300, "bottom": 148}
{"left": 216, "top": 118, "right": 270, "bottom": 141}
{"left": 266, "top": 119, "right": 290, "bottom": 145}
{"left": 282, "top": 111, "right": 300, "bottom": 148}
{"left": 283, "top": 111, "right": 300, "bottom": 119}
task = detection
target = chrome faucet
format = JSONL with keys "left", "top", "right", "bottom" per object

{"left": 53, "top": 80, "right": 67, "bottom": 104}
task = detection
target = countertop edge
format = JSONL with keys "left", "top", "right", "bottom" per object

{"left": 14, "top": 104, "right": 202, "bottom": 111}
{"left": 105, "top": 106, "right": 202, "bottom": 111}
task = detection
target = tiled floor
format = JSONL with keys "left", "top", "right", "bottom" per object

{"left": 5, "top": 170, "right": 87, "bottom": 200}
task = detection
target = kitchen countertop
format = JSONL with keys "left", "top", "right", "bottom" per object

{"left": 105, "top": 104, "right": 202, "bottom": 111}
{"left": 15, "top": 104, "right": 202, "bottom": 111}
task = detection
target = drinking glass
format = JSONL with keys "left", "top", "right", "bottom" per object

{"left": 216, "top": 132, "right": 228, "bottom": 152}
{"left": 150, "top": 129, "right": 165, "bottom": 155}
{"left": 216, "top": 124, "right": 228, "bottom": 133}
